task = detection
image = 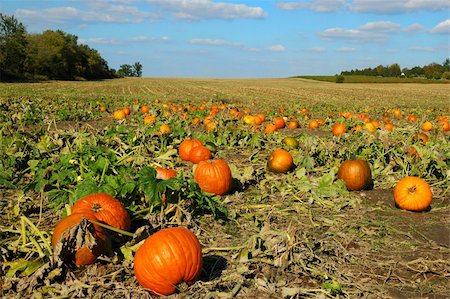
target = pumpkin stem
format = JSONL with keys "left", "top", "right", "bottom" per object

{"left": 92, "top": 203, "right": 102, "bottom": 213}
{"left": 408, "top": 185, "right": 417, "bottom": 193}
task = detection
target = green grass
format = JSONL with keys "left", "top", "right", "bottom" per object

{"left": 294, "top": 75, "right": 450, "bottom": 84}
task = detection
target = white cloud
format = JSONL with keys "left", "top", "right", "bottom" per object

{"left": 148, "top": 0, "right": 266, "bottom": 20}
{"left": 404, "top": 23, "right": 426, "bottom": 32}
{"left": 431, "top": 19, "right": 450, "bottom": 34}
{"left": 319, "top": 21, "right": 401, "bottom": 42}
{"left": 409, "top": 46, "right": 436, "bottom": 52}
{"left": 189, "top": 38, "right": 243, "bottom": 47}
{"left": 79, "top": 35, "right": 170, "bottom": 45}
{"left": 189, "top": 38, "right": 285, "bottom": 53}
{"left": 268, "top": 44, "right": 286, "bottom": 52}
{"left": 15, "top": 3, "right": 159, "bottom": 24}
{"left": 336, "top": 47, "right": 356, "bottom": 52}
{"left": 349, "top": 0, "right": 450, "bottom": 14}
{"left": 277, "top": 0, "right": 346, "bottom": 12}
{"left": 307, "top": 47, "right": 327, "bottom": 52}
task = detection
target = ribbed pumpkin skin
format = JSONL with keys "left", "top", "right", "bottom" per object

{"left": 134, "top": 227, "right": 203, "bottom": 296}
{"left": 156, "top": 167, "right": 177, "bottom": 180}
{"left": 194, "top": 159, "right": 232, "bottom": 195}
{"left": 52, "top": 213, "right": 110, "bottom": 266}
{"left": 72, "top": 193, "right": 131, "bottom": 231}
{"left": 337, "top": 160, "right": 372, "bottom": 191}
{"left": 179, "top": 138, "right": 203, "bottom": 161}
{"left": 394, "top": 177, "right": 432, "bottom": 211}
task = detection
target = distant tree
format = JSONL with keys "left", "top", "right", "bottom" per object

{"left": 133, "top": 62, "right": 143, "bottom": 77}
{"left": 442, "top": 58, "right": 450, "bottom": 72}
{"left": 335, "top": 74, "right": 345, "bottom": 83}
{"left": 423, "top": 63, "right": 442, "bottom": 80}
{"left": 0, "top": 13, "right": 28, "bottom": 80}
{"left": 117, "top": 64, "right": 133, "bottom": 77}
{"left": 388, "top": 63, "right": 401, "bottom": 77}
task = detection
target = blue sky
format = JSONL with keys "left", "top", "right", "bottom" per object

{"left": 3, "top": 0, "right": 449, "bottom": 78}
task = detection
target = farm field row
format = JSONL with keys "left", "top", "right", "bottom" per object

{"left": 0, "top": 78, "right": 449, "bottom": 298}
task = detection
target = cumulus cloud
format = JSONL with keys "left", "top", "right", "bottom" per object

{"left": 336, "top": 47, "right": 356, "bottom": 52}
{"left": 190, "top": 38, "right": 243, "bottom": 47}
{"left": 79, "top": 35, "right": 170, "bottom": 45}
{"left": 409, "top": 46, "right": 436, "bottom": 52}
{"left": 190, "top": 38, "right": 285, "bottom": 53}
{"left": 15, "top": 3, "right": 159, "bottom": 24}
{"left": 277, "top": 0, "right": 346, "bottom": 12}
{"left": 319, "top": 21, "right": 401, "bottom": 42}
{"left": 267, "top": 44, "right": 286, "bottom": 52}
{"left": 148, "top": 0, "right": 266, "bottom": 20}
{"left": 431, "top": 19, "right": 450, "bottom": 34}
{"left": 349, "top": 0, "right": 450, "bottom": 14}
{"left": 404, "top": 23, "right": 426, "bottom": 32}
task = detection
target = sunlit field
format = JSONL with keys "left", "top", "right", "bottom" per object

{"left": 1, "top": 77, "right": 449, "bottom": 298}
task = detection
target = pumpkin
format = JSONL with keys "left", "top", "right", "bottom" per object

{"left": 282, "top": 136, "right": 299, "bottom": 149}
{"left": 332, "top": 123, "right": 347, "bottom": 136}
{"left": 143, "top": 115, "right": 156, "bottom": 124}
{"left": 337, "top": 159, "right": 372, "bottom": 191}
{"left": 421, "top": 121, "right": 433, "bottom": 132}
{"left": 394, "top": 176, "right": 432, "bottom": 211}
{"left": 287, "top": 120, "right": 299, "bottom": 129}
{"left": 384, "top": 123, "right": 394, "bottom": 131}
{"left": 273, "top": 117, "right": 286, "bottom": 129}
{"left": 159, "top": 124, "right": 172, "bottom": 135}
{"left": 52, "top": 213, "right": 110, "bottom": 266}
{"left": 194, "top": 159, "right": 232, "bottom": 195}
{"left": 179, "top": 138, "right": 203, "bottom": 161}
{"left": 308, "top": 120, "right": 319, "bottom": 129}
{"left": 189, "top": 145, "right": 212, "bottom": 164}
{"left": 264, "top": 123, "right": 277, "bottom": 134}
{"left": 267, "top": 148, "right": 294, "bottom": 173}
{"left": 72, "top": 193, "right": 131, "bottom": 231}
{"left": 134, "top": 227, "right": 202, "bottom": 296}
{"left": 141, "top": 105, "right": 150, "bottom": 114}
{"left": 156, "top": 167, "right": 177, "bottom": 180}
{"left": 113, "top": 109, "right": 126, "bottom": 120}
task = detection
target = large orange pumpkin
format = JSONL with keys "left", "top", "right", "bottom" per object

{"left": 134, "top": 227, "right": 203, "bottom": 296}
{"left": 267, "top": 148, "right": 294, "bottom": 173}
{"left": 393, "top": 177, "right": 432, "bottom": 211}
{"left": 71, "top": 193, "right": 131, "bottom": 231}
{"left": 52, "top": 213, "right": 110, "bottom": 266}
{"left": 337, "top": 159, "right": 372, "bottom": 191}
{"left": 179, "top": 138, "right": 203, "bottom": 161}
{"left": 194, "top": 159, "right": 232, "bottom": 195}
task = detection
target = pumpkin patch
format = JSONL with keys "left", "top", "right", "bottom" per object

{"left": 1, "top": 78, "right": 448, "bottom": 298}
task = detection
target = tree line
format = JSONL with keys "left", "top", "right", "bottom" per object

{"left": 340, "top": 59, "right": 450, "bottom": 80}
{"left": 0, "top": 14, "right": 142, "bottom": 81}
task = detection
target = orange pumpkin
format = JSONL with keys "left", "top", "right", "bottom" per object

{"left": 384, "top": 123, "right": 394, "bottom": 131}
{"left": 394, "top": 177, "right": 432, "bottom": 211}
{"left": 134, "top": 227, "right": 202, "bottom": 296}
{"left": 141, "top": 105, "right": 150, "bottom": 114}
{"left": 287, "top": 120, "right": 299, "bottom": 129}
{"left": 156, "top": 167, "right": 177, "bottom": 180}
{"left": 194, "top": 159, "right": 232, "bottom": 195}
{"left": 267, "top": 148, "right": 294, "bottom": 173}
{"left": 52, "top": 213, "right": 110, "bottom": 266}
{"left": 189, "top": 145, "right": 212, "bottom": 164}
{"left": 337, "top": 159, "right": 372, "bottom": 191}
{"left": 143, "top": 115, "right": 156, "bottom": 124}
{"left": 421, "top": 121, "right": 433, "bottom": 132}
{"left": 308, "top": 120, "right": 319, "bottom": 129}
{"left": 264, "top": 123, "right": 277, "bottom": 134}
{"left": 71, "top": 193, "right": 131, "bottom": 231}
{"left": 273, "top": 117, "right": 286, "bottom": 129}
{"left": 332, "top": 123, "right": 347, "bottom": 137}
{"left": 113, "top": 109, "right": 127, "bottom": 120}
{"left": 179, "top": 138, "right": 203, "bottom": 161}
{"left": 159, "top": 124, "right": 172, "bottom": 135}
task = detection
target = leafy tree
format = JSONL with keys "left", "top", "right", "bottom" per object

{"left": 133, "top": 62, "right": 143, "bottom": 77}
{"left": 0, "top": 13, "right": 28, "bottom": 80}
{"left": 117, "top": 64, "right": 133, "bottom": 77}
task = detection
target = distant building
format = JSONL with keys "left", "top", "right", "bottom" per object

{"left": 400, "top": 72, "right": 406, "bottom": 78}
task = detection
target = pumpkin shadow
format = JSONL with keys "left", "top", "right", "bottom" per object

{"left": 199, "top": 255, "right": 228, "bottom": 282}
